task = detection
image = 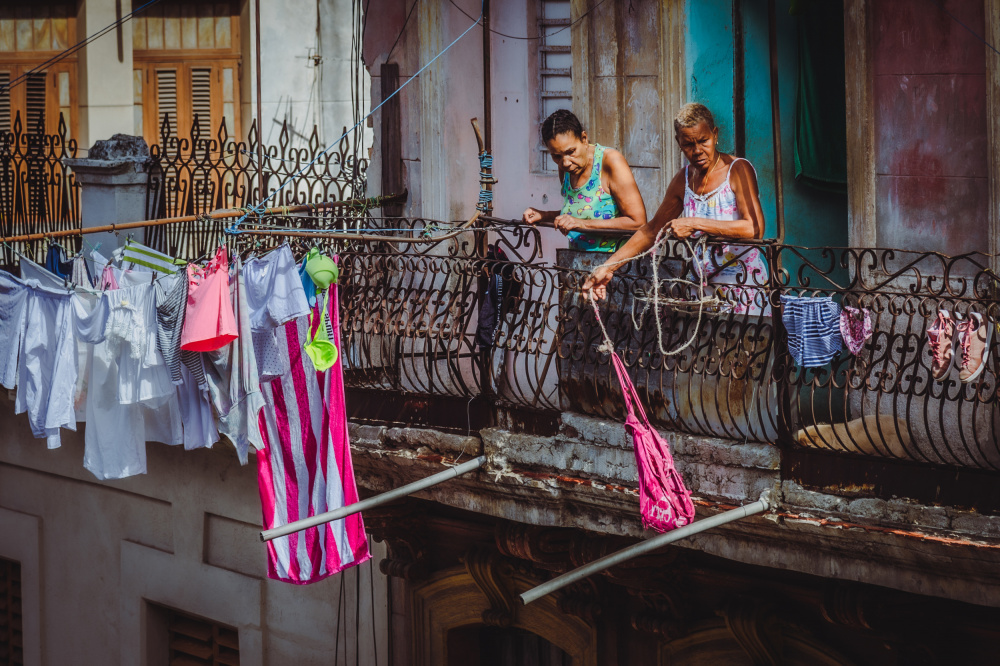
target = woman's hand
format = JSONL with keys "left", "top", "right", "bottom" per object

{"left": 554, "top": 214, "right": 583, "bottom": 235}
{"left": 582, "top": 264, "right": 614, "bottom": 300}
{"left": 666, "top": 217, "right": 698, "bottom": 239}
{"left": 522, "top": 208, "right": 544, "bottom": 225}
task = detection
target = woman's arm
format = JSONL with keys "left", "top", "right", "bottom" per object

{"left": 554, "top": 149, "right": 646, "bottom": 234}
{"left": 667, "top": 159, "right": 764, "bottom": 240}
{"left": 581, "top": 170, "right": 685, "bottom": 297}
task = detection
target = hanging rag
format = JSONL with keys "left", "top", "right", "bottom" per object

{"left": 122, "top": 240, "right": 183, "bottom": 274}
{"left": 304, "top": 288, "right": 338, "bottom": 371}
{"left": 608, "top": 351, "right": 695, "bottom": 532}
{"left": 840, "top": 306, "right": 873, "bottom": 355}
{"left": 781, "top": 295, "right": 843, "bottom": 367}
{"left": 475, "top": 246, "right": 522, "bottom": 349}
{"left": 44, "top": 243, "right": 73, "bottom": 279}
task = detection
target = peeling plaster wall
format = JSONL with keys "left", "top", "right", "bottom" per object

{"left": 0, "top": 398, "right": 389, "bottom": 666}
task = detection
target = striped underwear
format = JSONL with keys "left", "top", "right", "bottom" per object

{"left": 781, "top": 295, "right": 842, "bottom": 367}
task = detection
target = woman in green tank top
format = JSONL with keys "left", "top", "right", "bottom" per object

{"left": 522, "top": 110, "right": 647, "bottom": 252}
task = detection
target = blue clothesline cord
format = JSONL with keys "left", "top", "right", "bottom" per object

{"left": 226, "top": 0, "right": 485, "bottom": 236}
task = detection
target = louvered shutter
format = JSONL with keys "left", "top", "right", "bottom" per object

{"left": 0, "top": 558, "right": 24, "bottom": 666}
{"left": 0, "top": 71, "right": 10, "bottom": 135}
{"left": 190, "top": 67, "right": 212, "bottom": 133}
{"left": 24, "top": 73, "right": 45, "bottom": 134}
{"left": 168, "top": 610, "right": 240, "bottom": 666}
{"left": 157, "top": 68, "right": 179, "bottom": 139}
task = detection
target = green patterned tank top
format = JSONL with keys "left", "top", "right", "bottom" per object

{"left": 560, "top": 144, "right": 627, "bottom": 252}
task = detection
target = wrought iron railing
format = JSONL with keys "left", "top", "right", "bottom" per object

{"left": 145, "top": 115, "right": 368, "bottom": 259}
{"left": 335, "top": 222, "right": 1000, "bottom": 472}
{"left": 0, "top": 112, "right": 81, "bottom": 265}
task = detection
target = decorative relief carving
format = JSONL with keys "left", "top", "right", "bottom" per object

{"left": 462, "top": 546, "right": 518, "bottom": 627}
{"left": 720, "top": 598, "right": 784, "bottom": 666}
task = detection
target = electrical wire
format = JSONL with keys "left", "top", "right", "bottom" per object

{"left": 930, "top": 0, "right": 1000, "bottom": 57}
{"left": 386, "top": 0, "right": 419, "bottom": 62}
{"left": 0, "top": 0, "right": 164, "bottom": 96}
{"left": 228, "top": 0, "right": 486, "bottom": 234}
{"left": 447, "top": 0, "right": 610, "bottom": 41}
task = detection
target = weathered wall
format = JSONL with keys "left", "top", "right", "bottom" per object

{"left": 0, "top": 398, "right": 388, "bottom": 666}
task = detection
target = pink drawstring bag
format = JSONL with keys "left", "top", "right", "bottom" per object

{"left": 609, "top": 351, "right": 696, "bottom": 532}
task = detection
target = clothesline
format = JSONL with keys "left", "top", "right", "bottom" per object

{"left": 0, "top": 191, "right": 407, "bottom": 245}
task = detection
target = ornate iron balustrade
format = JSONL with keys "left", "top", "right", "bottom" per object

{"left": 336, "top": 224, "right": 1000, "bottom": 472}
{"left": 0, "top": 112, "right": 81, "bottom": 265}
{"left": 145, "top": 115, "right": 368, "bottom": 259}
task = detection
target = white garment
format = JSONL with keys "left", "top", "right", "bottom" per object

{"left": 244, "top": 245, "right": 309, "bottom": 382}
{"left": 204, "top": 260, "right": 265, "bottom": 464}
{"left": 15, "top": 282, "right": 76, "bottom": 449}
{"left": 84, "top": 278, "right": 182, "bottom": 480}
{"left": 21, "top": 257, "right": 109, "bottom": 421}
{"left": 0, "top": 272, "right": 29, "bottom": 389}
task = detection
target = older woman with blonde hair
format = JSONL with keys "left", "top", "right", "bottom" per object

{"left": 583, "top": 103, "right": 770, "bottom": 316}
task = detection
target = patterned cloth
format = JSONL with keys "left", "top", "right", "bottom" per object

{"left": 256, "top": 280, "right": 370, "bottom": 584}
{"left": 683, "top": 158, "right": 771, "bottom": 316}
{"left": 781, "top": 295, "right": 842, "bottom": 367}
{"left": 840, "top": 306, "right": 873, "bottom": 355}
{"left": 560, "top": 143, "right": 629, "bottom": 253}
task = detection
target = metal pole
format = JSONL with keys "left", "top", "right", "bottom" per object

{"left": 520, "top": 493, "right": 772, "bottom": 605}
{"left": 260, "top": 456, "right": 487, "bottom": 542}
{"left": 255, "top": 0, "right": 264, "bottom": 201}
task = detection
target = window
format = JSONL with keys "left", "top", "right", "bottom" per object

{"left": 0, "top": 2, "right": 78, "bottom": 139}
{"left": 537, "top": 0, "right": 573, "bottom": 172}
{"left": 0, "top": 558, "right": 23, "bottom": 666}
{"left": 162, "top": 607, "right": 239, "bottom": 666}
{"left": 132, "top": 1, "right": 241, "bottom": 147}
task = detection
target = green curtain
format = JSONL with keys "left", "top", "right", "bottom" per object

{"left": 793, "top": 0, "right": 848, "bottom": 192}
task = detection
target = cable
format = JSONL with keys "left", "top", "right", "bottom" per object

{"left": 386, "top": 0, "right": 419, "bottom": 62}
{"left": 930, "top": 0, "right": 1000, "bottom": 57}
{"left": 228, "top": 0, "right": 485, "bottom": 234}
{"left": 447, "top": 0, "right": 610, "bottom": 41}
{"left": 0, "top": 0, "right": 164, "bottom": 96}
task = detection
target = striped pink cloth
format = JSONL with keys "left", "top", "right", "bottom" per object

{"left": 255, "top": 282, "right": 369, "bottom": 584}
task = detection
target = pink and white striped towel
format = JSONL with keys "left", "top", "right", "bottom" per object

{"left": 255, "top": 282, "right": 369, "bottom": 584}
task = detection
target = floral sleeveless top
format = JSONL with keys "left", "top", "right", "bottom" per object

{"left": 683, "top": 158, "right": 771, "bottom": 316}
{"left": 560, "top": 144, "right": 627, "bottom": 253}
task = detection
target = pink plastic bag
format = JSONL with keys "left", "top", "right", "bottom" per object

{"left": 609, "top": 352, "right": 695, "bottom": 532}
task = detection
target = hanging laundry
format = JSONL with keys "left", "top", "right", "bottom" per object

{"left": 84, "top": 275, "right": 182, "bottom": 480}
{"left": 203, "top": 258, "right": 265, "bottom": 464}
{"left": 122, "top": 240, "right": 182, "bottom": 274}
{"left": 72, "top": 256, "right": 93, "bottom": 289}
{"left": 304, "top": 289, "right": 338, "bottom": 371}
{"left": 44, "top": 243, "right": 73, "bottom": 279}
{"left": 475, "top": 246, "right": 521, "bottom": 348}
{"left": 154, "top": 271, "right": 217, "bottom": 451}
{"left": 780, "top": 295, "right": 842, "bottom": 367}
{"left": 180, "top": 246, "right": 238, "bottom": 352}
{"left": 21, "top": 257, "right": 109, "bottom": 421}
{"left": 0, "top": 272, "right": 30, "bottom": 389}
{"left": 609, "top": 351, "right": 695, "bottom": 532}
{"left": 954, "top": 312, "right": 992, "bottom": 384}
{"left": 15, "top": 280, "right": 77, "bottom": 449}
{"left": 99, "top": 264, "right": 119, "bottom": 291}
{"left": 298, "top": 255, "right": 318, "bottom": 308}
{"left": 256, "top": 277, "right": 370, "bottom": 584}
{"left": 840, "top": 306, "right": 873, "bottom": 355}
{"left": 244, "top": 245, "right": 310, "bottom": 382}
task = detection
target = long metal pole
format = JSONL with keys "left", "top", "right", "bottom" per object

{"left": 255, "top": 0, "right": 264, "bottom": 200}
{"left": 520, "top": 493, "right": 772, "bottom": 605}
{"left": 767, "top": 0, "right": 785, "bottom": 241}
{"left": 0, "top": 192, "right": 406, "bottom": 244}
{"left": 260, "top": 456, "right": 487, "bottom": 542}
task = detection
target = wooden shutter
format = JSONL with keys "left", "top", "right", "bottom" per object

{"left": 168, "top": 609, "right": 240, "bottom": 666}
{"left": 156, "top": 68, "right": 179, "bottom": 139}
{"left": 24, "top": 73, "right": 46, "bottom": 134}
{"left": 190, "top": 67, "right": 212, "bottom": 132}
{"left": 0, "top": 71, "right": 10, "bottom": 134}
{"left": 0, "top": 558, "right": 24, "bottom": 666}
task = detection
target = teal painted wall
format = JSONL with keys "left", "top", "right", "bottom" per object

{"left": 685, "top": 0, "right": 848, "bottom": 249}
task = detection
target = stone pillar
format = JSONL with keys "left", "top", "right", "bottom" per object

{"left": 77, "top": 0, "right": 134, "bottom": 148}
{"left": 63, "top": 134, "right": 151, "bottom": 251}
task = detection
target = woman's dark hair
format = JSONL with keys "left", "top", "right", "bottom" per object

{"left": 541, "top": 109, "right": 584, "bottom": 143}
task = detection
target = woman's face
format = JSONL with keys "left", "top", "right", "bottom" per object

{"left": 546, "top": 131, "right": 590, "bottom": 175}
{"left": 675, "top": 122, "right": 719, "bottom": 171}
